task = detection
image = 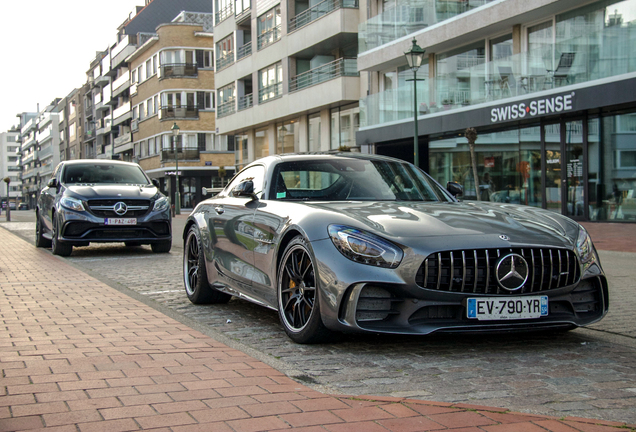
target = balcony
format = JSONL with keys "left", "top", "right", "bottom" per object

{"left": 159, "top": 105, "right": 199, "bottom": 120}
{"left": 290, "top": 58, "right": 358, "bottom": 92}
{"left": 22, "top": 167, "right": 40, "bottom": 180}
{"left": 289, "top": 0, "right": 358, "bottom": 33}
{"left": 114, "top": 132, "right": 132, "bottom": 147}
{"left": 258, "top": 82, "right": 283, "bottom": 104}
{"left": 217, "top": 100, "right": 236, "bottom": 118}
{"left": 22, "top": 118, "right": 36, "bottom": 134}
{"left": 216, "top": 53, "right": 235, "bottom": 71}
{"left": 96, "top": 118, "right": 112, "bottom": 135}
{"left": 39, "top": 145, "right": 54, "bottom": 161}
{"left": 238, "top": 94, "right": 253, "bottom": 111}
{"left": 94, "top": 75, "right": 110, "bottom": 87}
{"left": 215, "top": 2, "right": 233, "bottom": 24}
{"left": 257, "top": 25, "right": 281, "bottom": 51}
{"left": 112, "top": 71, "right": 130, "bottom": 97}
{"left": 113, "top": 102, "right": 131, "bottom": 124}
{"left": 237, "top": 42, "right": 252, "bottom": 61}
{"left": 36, "top": 128, "right": 52, "bottom": 143}
{"left": 160, "top": 63, "right": 198, "bottom": 79}
{"left": 360, "top": 23, "right": 636, "bottom": 130}
{"left": 358, "top": 0, "right": 494, "bottom": 53}
{"left": 21, "top": 151, "right": 35, "bottom": 164}
{"left": 161, "top": 147, "right": 200, "bottom": 162}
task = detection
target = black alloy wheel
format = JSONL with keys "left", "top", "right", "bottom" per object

{"left": 51, "top": 214, "right": 73, "bottom": 257}
{"left": 35, "top": 212, "right": 51, "bottom": 248}
{"left": 183, "top": 226, "right": 230, "bottom": 304}
{"left": 277, "top": 236, "right": 331, "bottom": 344}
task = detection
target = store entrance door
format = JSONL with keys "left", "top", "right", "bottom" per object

{"left": 543, "top": 119, "right": 587, "bottom": 220}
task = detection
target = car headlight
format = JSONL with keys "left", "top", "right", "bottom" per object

{"left": 60, "top": 196, "right": 85, "bottom": 212}
{"left": 328, "top": 224, "right": 403, "bottom": 268}
{"left": 153, "top": 196, "right": 169, "bottom": 212}
{"left": 576, "top": 225, "right": 597, "bottom": 275}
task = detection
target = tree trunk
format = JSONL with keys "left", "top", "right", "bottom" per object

{"left": 469, "top": 142, "right": 480, "bottom": 201}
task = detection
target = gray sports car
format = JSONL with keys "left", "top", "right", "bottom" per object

{"left": 182, "top": 153, "right": 608, "bottom": 343}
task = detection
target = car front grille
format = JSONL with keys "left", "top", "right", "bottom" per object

{"left": 416, "top": 248, "right": 581, "bottom": 295}
{"left": 87, "top": 199, "right": 151, "bottom": 217}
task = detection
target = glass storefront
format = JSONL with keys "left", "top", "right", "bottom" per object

{"left": 254, "top": 127, "right": 269, "bottom": 159}
{"left": 277, "top": 119, "right": 299, "bottom": 154}
{"left": 428, "top": 109, "right": 636, "bottom": 222}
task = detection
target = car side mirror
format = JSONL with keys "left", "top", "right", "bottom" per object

{"left": 231, "top": 180, "right": 256, "bottom": 199}
{"left": 446, "top": 181, "right": 463, "bottom": 197}
{"left": 47, "top": 178, "right": 58, "bottom": 189}
{"left": 151, "top": 179, "right": 160, "bottom": 188}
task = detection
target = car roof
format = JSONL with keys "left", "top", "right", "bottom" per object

{"left": 251, "top": 152, "right": 407, "bottom": 166}
{"left": 60, "top": 159, "right": 140, "bottom": 167}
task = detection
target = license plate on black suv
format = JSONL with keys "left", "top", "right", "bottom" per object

{"left": 105, "top": 218, "right": 137, "bottom": 225}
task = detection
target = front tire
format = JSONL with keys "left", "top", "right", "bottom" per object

{"left": 184, "top": 226, "right": 231, "bottom": 304}
{"left": 151, "top": 240, "right": 172, "bottom": 253}
{"left": 51, "top": 214, "right": 73, "bottom": 257}
{"left": 277, "top": 236, "right": 332, "bottom": 344}
{"left": 35, "top": 211, "right": 51, "bottom": 248}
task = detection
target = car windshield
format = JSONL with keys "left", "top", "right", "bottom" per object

{"left": 63, "top": 164, "right": 149, "bottom": 185}
{"left": 272, "top": 159, "right": 451, "bottom": 202}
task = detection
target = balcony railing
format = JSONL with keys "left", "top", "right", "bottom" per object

{"left": 215, "top": 2, "right": 234, "bottom": 24}
{"left": 216, "top": 52, "right": 235, "bottom": 71}
{"left": 360, "top": 22, "right": 636, "bottom": 129}
{"left": 289, "top": 0, "right": 358, "bottom": 32}
{"left": 258, "top": 82, "right": 283, "bottom": 104}
{"left": 217, "top": 100, "right": 236, "bottom": 118}
{"left": 290, "top": 58, "right": 358, "bottom": 92}
{"left": 159, "top": 105, "right": 199, "bottom": 119}
{"left": 238, "top": 94, "right": 253, "bottom": 111}
{"left": 237, "top": 42, "right": 252, "bottom": 61}
{"left": 359, "top": 0, "right": 494, "bottom": 53}
{"left": 160, "top": 63, "right": 198, "bottom": 79}
{"left": 114, "top": 133, "right": 132, "bottom": 146}
{"left": 257, "top": 25, "right": 281, "bottom": 51}
{"left": 161, "top": 147, "right": 200, "bottom": 162}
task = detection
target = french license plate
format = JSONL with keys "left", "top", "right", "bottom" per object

{"left": 105, "top": 218, "right": 137, "bottom": 226}
{"left": 467, "top": 296, "right": 548, "bottom": 320}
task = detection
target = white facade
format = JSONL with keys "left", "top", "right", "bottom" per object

{"left": 0, "top": 129, "right": 22, "bottom": 204}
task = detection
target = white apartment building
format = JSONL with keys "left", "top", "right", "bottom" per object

{"left": 0, "top": 126, "right": 22, "bottom": 206}
{"left": 356, "top": 0, "right": 636, "bottom": 223}
{"left": 19, "top": 103, "right": 61, "bottom": 208}
{"left": 212, "top": 0, "right": 364, "bottom": 169}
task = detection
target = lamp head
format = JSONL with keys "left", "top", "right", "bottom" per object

{"left": 404, "top": 38, "right": 426, "bottom": 72}
{"left": 171, "top": 122, "right": 180, "bottom": 137}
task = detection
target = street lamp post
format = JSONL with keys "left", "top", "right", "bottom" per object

{"left": 404, "top": 38, "right": 426, "bottom": 168}
{"left": 171, "top": 122, "right": 181, "bottom": 215}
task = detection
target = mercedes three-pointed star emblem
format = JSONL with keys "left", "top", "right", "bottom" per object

{"left": 113, "top": 201, "right": 128, "bottom": 216}
{"left": 495, "top": 253, "right": 529, "bottom": 291}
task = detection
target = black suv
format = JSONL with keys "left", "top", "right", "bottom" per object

{"left": 36, "top": 160, "right": 172, "bottom": 256}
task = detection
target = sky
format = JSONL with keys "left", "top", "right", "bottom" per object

{"left": 0, "top": 0, "right": 146, "bottom": 133}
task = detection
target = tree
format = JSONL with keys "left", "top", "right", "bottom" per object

{"left": 465, "top": 128, "right": 480, "bottom": 201}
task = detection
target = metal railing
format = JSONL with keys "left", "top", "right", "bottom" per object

{"left": 215, "top": 3, "right": 234, "bottom": 24}
{"left": 258, "top": 82, "right": 283, "bottom": 103}
{"left": 290, "top": 58, "right": 358, "bottom": 92}
{"left": 289, "top": 0, "right": 358, "bottom": 32}
{"left": 160, "top": 63, "right": 198, "bottom": 79}
{"left": 159, "top": 105, "right": 199, "bottom": 119}
{"left": 237, "top": 42, "right": 252, "bottom": 61}
{"left": 238, "top": 94, "right": 253, "bottom": 111}
{"left": 217, "top": 100, "right": 236, "bottom": 118}
{"left": 257, "top": 25, "right": 281, "bottom": 50}
{"left": 216, "top": 52, "right": 235, "bottom": 71}
{"left": 161, "top": 147, "right": 200, "bottom": 162}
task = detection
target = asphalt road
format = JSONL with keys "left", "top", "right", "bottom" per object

{"left": 2, "top": 211, "right": 635, "bottom": 424}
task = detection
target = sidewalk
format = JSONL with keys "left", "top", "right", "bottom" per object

{"left": 1, "top": 228, "right": 635, "bottom": 431}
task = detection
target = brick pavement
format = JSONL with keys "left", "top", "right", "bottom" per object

{"left": 1, "top": 226, "right": 636, "bottom": 431}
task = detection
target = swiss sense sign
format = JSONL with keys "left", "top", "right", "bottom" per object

{"left": 490, "top": 92, "right": 575, "bottom": 123}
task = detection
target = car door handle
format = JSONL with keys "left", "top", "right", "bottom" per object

{"left": 214, "top": 206, "right": 224, "bottom": 214}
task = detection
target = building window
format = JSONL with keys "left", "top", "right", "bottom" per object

{"left": 197, "top": 133, "right": 206, "bottom": 151}
{"left": 216, "top": 35, "right": 234, "bottom": 69}
{"left": 196, "top": 50, "right": 213, "bottom": 68}
{"left": 257, "top": 6, "right": 281, "bottom": 50}
{"left": 436, "top": 41, "right": 485, "bottom": 106}
{"left": 258, "top": 62, "right": 283, "bottom": 103}
{"left": 277, "top": 119, "right": 299, "bottom": 154}
{"left": 308, "top": 113, "right": 321, "bottom": 152}
{"left": 197, "top": 91, "right": 215, "bottom": 110}
{"left": 255, "top": 127, "right": 269, "bottom": 159}
{"left": 330, "top": 104, "right": 360, "bottom": 150}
